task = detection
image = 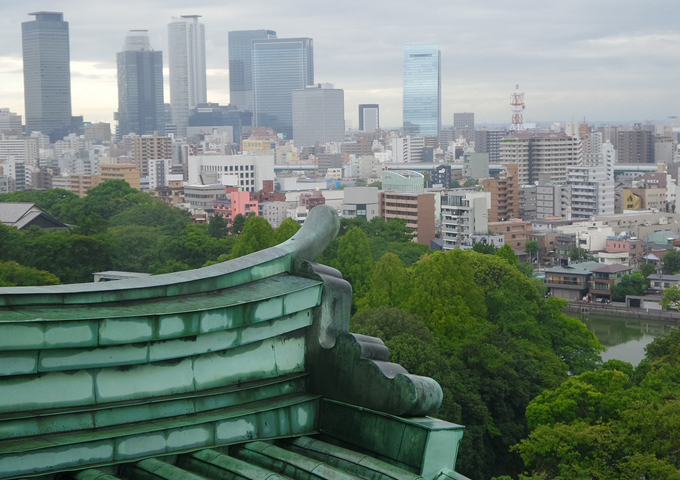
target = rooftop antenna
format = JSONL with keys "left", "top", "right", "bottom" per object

{"left": 510, "top": 84, "right": 525, "bottom": 131}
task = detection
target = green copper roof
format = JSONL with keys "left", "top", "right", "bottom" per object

{"left": 0, "top": 205, "right": 469, "bottom": 480}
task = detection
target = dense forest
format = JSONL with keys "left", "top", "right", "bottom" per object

{"left": 1, "top": 181, "right": 678, "bottom": 479}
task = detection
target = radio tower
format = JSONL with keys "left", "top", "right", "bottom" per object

{"left": 510, "top": 84, "right": 525, "bottom": 131}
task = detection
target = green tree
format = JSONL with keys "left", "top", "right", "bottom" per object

{"left": 109, "top": 201, "right": 190, "bottom": 234}
{"left": 472, "top": 242, "right": 497, "bottom": 254}
{"left": 496, "top": 244, "right": 518, "bottom": 266}
{"left": 663, "top": 249, "right": 680, "bottom": 274}
{"left": 207, "top": 213, "right": 229, "bottom": 239}
{"left": 0, "top": 260, "right": 61, "bottom": 287}
{"left": 639, "top": 262, "right": 656, "bottom": 282}
{"left": 229, "top": 215, "right": 274, "bottom": 259}
{"left": 526, "top": 240, "right": 539, "bottom": 263}
{"left": 463, "top": 178, "right": 478, "bottom": 188}
{"left": 660, "top": 283, "right": 680, "bottom": 311}
{"left": 569, "top": 246, "right": 589, "bottom": 263}
{"left": 332, "top": 227, "right": 374, "bottom": 300}
{"left": 357, "top": 253, "right": 409, "bottom": 311}
{"left": 611, "top": 272, "right": 646, "bottom": 302}
{"left": 230, "top": 213, "right": 247, "bottom": 235}
{"left": 273, "top": 217, "right": 300, "bottom": 244}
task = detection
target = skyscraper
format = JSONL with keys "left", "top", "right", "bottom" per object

{"left": 116, "top": 30, "right": 165, "bottom": 137}
{"left": 403, "top": 45, "right": 440, "bottom": 138}
{"left": 22, "top": 12, "right": 72, "bottom": 142}
{"left": 228, "top": 30, "right": 277, "bottom": 111}
{"left": 168, "top": 15, "right": 207, "bottom": 138}
{"left": 358, "top": 104, "right": 379, "bottom": 132}
{"left": 292, "top": 84, "right": 345, "bottom": 148}
{"left": 252, "top": 38, "right": 314, "bottom": 139}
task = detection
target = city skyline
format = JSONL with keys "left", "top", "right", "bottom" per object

{"left": 1, "top": 0, "right": 679, "bottom": 129}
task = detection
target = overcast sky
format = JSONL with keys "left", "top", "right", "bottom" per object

{"left": 1, "top": 0, "right": 679, "bottom": 129}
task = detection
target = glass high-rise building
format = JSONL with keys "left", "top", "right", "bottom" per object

{"left": 403, "top": 45, "right": 440, "bottom": 138}
{"left": 22, "top": 12, "right": 72, "bottom": 142}
{"left": 228, "top": 30, "right": 277, "bottom": 111}
{"left": 116, "top": 30, "right": 165, "bottom": 138}
{"left": 168, "top": 15, "right": 207, "bottom": 138}
{"left": 252, "top": 38, "right": 314, "bottom": 140}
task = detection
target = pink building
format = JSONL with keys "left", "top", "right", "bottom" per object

{"left": 210, "top": 187, "right": 259, "bottom": 224}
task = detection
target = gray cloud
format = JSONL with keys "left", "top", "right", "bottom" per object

{"left": 1, "top": 0, "right": 679, "bottom": 127}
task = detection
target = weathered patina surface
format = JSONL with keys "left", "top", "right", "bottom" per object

{"left": 0, "top": 205, "right": 469, "bottom": 480}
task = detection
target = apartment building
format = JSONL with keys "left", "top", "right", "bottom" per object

{"left": 483, "top": 163, "right": 519, "bottom": 222}
{"left": 500, "top": 132, "right": 582, "bottom": 185}
{"left": 440, "top": 190, "right": 490, "bottom": 250}
{"left": 131, "top": 133, "right": 172, "bottom": 178}
{"left": 379, "top": 191, "right": 435, "bottom": 245}
{"left": 489, "top": 219, "right": 531, "bottom": 252}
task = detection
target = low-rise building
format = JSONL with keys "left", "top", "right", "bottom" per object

{"left": 647, "top": 273, "right": 680, "bottom": 293}
{"left": 543, "top": 261, "right": 601, "bottom": 301}
{"left": 340, "top": 187, "right": 379, "bottom": 220}
{"left": 489, "top": 219, "right": 531, "bottom": 253}
{"left": 588, "top": 264, "right": 634, "bottom": 301}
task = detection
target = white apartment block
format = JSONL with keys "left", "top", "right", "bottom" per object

{"left": 500, "top": 132, "right": 582, "bottom": 185}
{"left": 391, "top": 136, "right": 424, "bottom": 163}
{"left": 566, "top": 164, "right": 615, "bottom": 220}
{"left": 187, "top": 154, "right": 274, "bottom": 192}
{"left": 262, "top": 201, "right": 298, "bottom": 228}
{"left": 440, "top": 190, "right": 490, "bottom": 250}
{"left": 148, "top": 159, "right": 172, "bottom": 191}
{"left": 0, "top": 137, "right": 39, "bottom": 168}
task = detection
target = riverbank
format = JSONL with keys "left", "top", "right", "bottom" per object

{"left": 566, "top": 301, "right": 680, "bottom": 324}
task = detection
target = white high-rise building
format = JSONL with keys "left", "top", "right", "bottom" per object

{"left": 168, "top": 15, "right": 207, "bottom": 139}
{"left": 440, "top": 190, "right": 490, "bottom": 250}
{"left": 390, "top": 136, "right": 424, "bottom": 163}
{"left": 567, "top": 164, "right": 615, "bottom": 220}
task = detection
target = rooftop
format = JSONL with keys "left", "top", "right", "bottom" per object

{"left": 592, "top": 264, "right": 633, "bottom": 274}
{"left": 544, "top": 261, "right": 602, "bottom": 275}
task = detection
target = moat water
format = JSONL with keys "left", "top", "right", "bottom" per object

{"left": 576, "top": 315, "right": 677, "bottom": 366}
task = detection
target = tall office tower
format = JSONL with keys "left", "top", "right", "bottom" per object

{"left": 617, "top": 124, "right": 654, "bottom": 164}
{"left": 474, "top": 129, "right": 507, "bottom": 163}
{"left": 252, "top": 38, "right": 314, "bottom": 140}
{"left": 168, "top": 15, "right": 207, "bottom": 138}
{"left": 403, "top": 45, "right": 440, "bottom": 138}
{"left": 358, "top": 104, "right": 379, "bottom": 132}
{"left": 500, "top": 132, "right": 582, "bottom": 185}
{"left": 116, "top": 30, "right": 165, "bottom": 138}
{"left": 292, "top": 84, "right": 344, "bottom": 148}
{"left": 22, "top": 12, "right": 72, "bottom": 142}
{"left": 453, "top": 112, "right": 475, "bottom": 143}
{"left": 228, "top": 30, "right": 277, "bottom": 111}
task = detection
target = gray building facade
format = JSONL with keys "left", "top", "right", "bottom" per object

{"left": 228, "top": 30, "right": 276, "bottom": 112}
{"left": 453, "top": 112, "right": 474, "bottom": 143}
{"left": 358, "top": 104, "right": 379, "bottom": 132}
{"left": 22, "top": 12, "right": 72, "bottom": 142}
{"left": 252, "top": 38, "right": 314, "bottom": 140}
{"left": 116, "top": 30, "right": 165, "bottom": 138}
{"left": 292, "top": 84, "right": 344, "bottom": 147}
{"left": 474, "top": 129, "right": 507, "bottom": 164}
{"left": 403, "top": 45, "right": 440, "bottom": 138}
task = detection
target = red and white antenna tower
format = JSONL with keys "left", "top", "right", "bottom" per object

{"left": 510, "top": 84, "right": 525, "bottom": 131}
